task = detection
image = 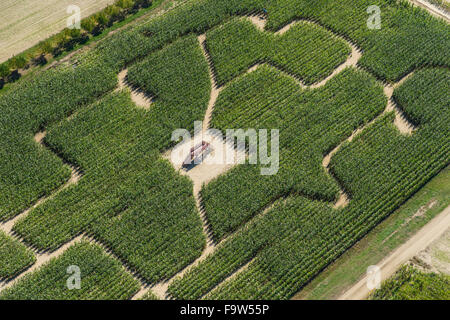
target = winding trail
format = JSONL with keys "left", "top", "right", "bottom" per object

{"left": 0, "top": 131, "right": 81, "bottom": 238}
{"left": 0, "top": 130, "right": 83, "bottom": 291}
{"left": 117, "top": 69, "right": 153, "bottom": 110}
{"left": 141, "top": 15, "right": 424, "bottom": 299}
{"left": 0, "top": 132, "right": 153, "bottom": 299}
{"left": 198, "top": 34, "right": 223, "bottom": 131}
{"left": 0, "top": 12, "right": 431, "bottom": 300}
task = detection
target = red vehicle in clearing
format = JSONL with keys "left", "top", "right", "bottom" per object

{"left": 182, "top": 141, "right": 212, "bottom": 168}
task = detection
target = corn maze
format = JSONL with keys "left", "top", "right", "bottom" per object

{"left": 0, "top": 0, "right": 449, "bottom": 300}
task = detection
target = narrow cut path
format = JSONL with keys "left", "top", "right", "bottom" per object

{"left": 0, "top": 235, "right": 84, "bottom": 292}
{"left": 321, "top": 71, "right": 418, "bottom": 209}
{"left": 117, "top": 69, "right": 154, "bottom": 110}
{"left": 149, "top": 17, "right": 424, "bottom": 299}
{"left": 0, "top": 131, "right": 81, "bottom": 238}
{"left": 246, "top": 16, "right": 363, "bottom": 90}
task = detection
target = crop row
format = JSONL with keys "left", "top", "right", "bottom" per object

{"left": 205, "top": 17, "right": 351, "bottom": 86}
{"left": 0, "top": 61, "right": 117, "bottom": 221}
{"left": 169, "top": 68, "right": 449, "bottom": 299}
{"left": 12, "top": 91, "right": 207, "bottom": 283}
{"left": 203, "top": 66, "right": 386, "bottom": 241}
{"left": 0, "top": 242, "right": 140, "bottom": 300}
{"left": 0, "top": 232, "right": 35, "bottom": 280}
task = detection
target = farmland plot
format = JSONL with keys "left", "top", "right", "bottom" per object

{"left": 0, "top": 242, "right": 140, "bottom": 300}
{"left": 0, "top": 0, "right": 448, "bottom": 300}
{"left": 0, "top": 232, "right": 35, "bottom": 280}
{"left": 0, "top": 0, "right": 115, "bottom": 62}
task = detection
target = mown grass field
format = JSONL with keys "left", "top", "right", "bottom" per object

{"left": 0, "top": 0, "right": 449, "bottom": 300}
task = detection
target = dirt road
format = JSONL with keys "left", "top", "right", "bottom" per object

{"left": 339, "top": 205, "right": 450, "bottom": 300}
{"left": 409, "top": 0, "right": 450, "bottom": 23}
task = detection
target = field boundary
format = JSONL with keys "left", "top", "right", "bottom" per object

{"left": 409, "top": 0, "right": 450, "bottom": 22}
{"left": 339, "top": 205, "right": 450, "bottom": 300}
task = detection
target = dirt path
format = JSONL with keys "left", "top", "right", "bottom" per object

{"left": 198, "top": 34, "right": 223, "bottom": 131}
{"left": 0, "top": 235, "right": 84, "bottom": 292}
{"left": 147, "top": 17, "right": 423, "bottom": 299}
{"left": 321, "top": 71, "right": 417, "bottom": 208}
{"left": 409, "top": 0, "right": 450, "bottom": 23}
{"left": 0, "top": 9, "right": 439, "bottom": 300}
{"left": 339, "top": 205, "right": 450, "bottom": 300}
{"left": 0, "top": 131, "right": 83, "bottom": 292}
{"left": 0, "top": 131, "right": 81, "bottom": 237}
{"left": 117, "top": 69, "right": 153, "bottom": 110}
{"left": 412, "top": 228, "right": 450, "bottom": 274}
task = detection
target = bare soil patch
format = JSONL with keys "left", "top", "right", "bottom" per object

{"left": 0, "top": 0, "right": 115, "bottom": 63}
{"left": 411, "top": 228, "right": 450, "bottom": 274}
